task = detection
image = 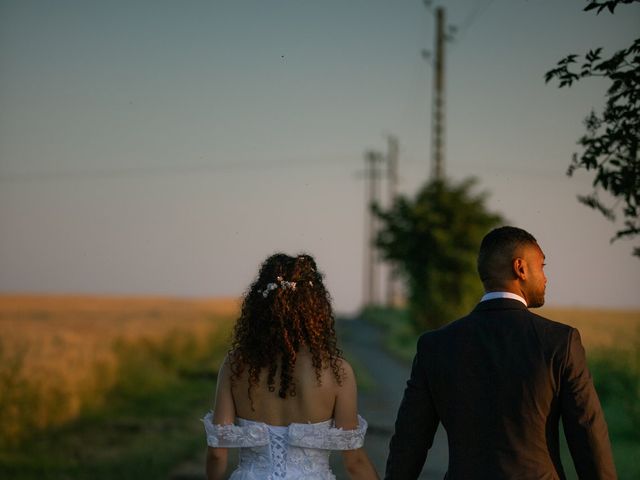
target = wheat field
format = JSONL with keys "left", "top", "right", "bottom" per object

{"left": 1, "top": 297, "right": 638, "bottom": 446}
{"left": 0, "top": 295, "right": 239, "bottom": 444}
{"left": 537, "top": 306, "right": 640, "bottom": 351}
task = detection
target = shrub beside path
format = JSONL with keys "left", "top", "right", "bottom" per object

{"left": 170, "top": 316, "right": 448, "bottom": 479}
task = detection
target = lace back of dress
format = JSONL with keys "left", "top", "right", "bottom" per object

{"left": 269, "top": 427, "right": 288, "bottom": 478}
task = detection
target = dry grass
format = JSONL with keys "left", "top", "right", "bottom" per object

{"left": 537, "top": 306, "right": 640, "bottom": 351}
{"left": 0, "top": 295, "right": 239, "bottom": 443}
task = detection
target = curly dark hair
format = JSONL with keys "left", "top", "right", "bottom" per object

{"left": 229, "top": 253, "right": 343, "bottom": 403}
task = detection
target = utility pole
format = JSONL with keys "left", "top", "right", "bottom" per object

{"left": 386, "top": 135, "right": 399, "bottom": 206}
{"left": 431, "top": 6, "right": 446, "bottom": 181}
{"left": 385, "top": 135, "right": 399, "bottom": 307}
{"left": 364, "top": 150, "right": 384, "bottom": 307}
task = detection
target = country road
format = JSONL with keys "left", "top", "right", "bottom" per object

{"left": 330, "top": 317, "right": 448, "bottom": 479}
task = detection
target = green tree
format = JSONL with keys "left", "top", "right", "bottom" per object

{"left": 545, "top": 0, "right": 640, "bottom": 257}
{"left": 374, "top": 178, "right": 503, "bottom": 332}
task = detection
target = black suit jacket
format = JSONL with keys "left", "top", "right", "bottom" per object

{"left": 385, "top": 298, "right": 616, "bottom": 479}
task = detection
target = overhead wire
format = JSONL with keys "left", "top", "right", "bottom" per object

{"left": 0, "top": 155, "right": 351, "bottom": 183}
{"left": 455, "top": 0, "right": 495, "bottom": 41}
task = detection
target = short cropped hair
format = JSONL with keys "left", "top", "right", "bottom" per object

{"left": 477, "top": 226, "right": 538, "bottom": 287}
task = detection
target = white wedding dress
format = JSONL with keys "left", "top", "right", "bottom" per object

{"left": 202, "top": 412, "right": 368, "bottom": 479}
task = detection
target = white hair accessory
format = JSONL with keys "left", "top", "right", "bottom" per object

{"left": 260, "top": 283, "right": 279, "bottom": 298}
{"left": 259, "top": 278, "right": 297, "bottom": 298}
{"left": 282, "top": 280, "right": 297, "bottom": 290}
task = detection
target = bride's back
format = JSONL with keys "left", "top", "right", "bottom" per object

{"left": 207, "top": 253, "right": 379, "bottom": 480}
{"left": 231, "top": 349, "right": 344, "bottom": 425}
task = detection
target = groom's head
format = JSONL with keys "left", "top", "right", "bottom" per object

{"left": 478, "top": 226, "right": 547, "bottom": 308}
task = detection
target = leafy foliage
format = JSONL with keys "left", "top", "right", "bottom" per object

{"left": 373, "top": 178, "right": 503, "bottom": 332}
{"left": 545, "top": 0, "right": 640, "bottom": 257}
{"left": 590, "top": 338, "right": 640, "bottom": 434}
{"left": 583, "top": 0, "right": 638, "bottom": 14}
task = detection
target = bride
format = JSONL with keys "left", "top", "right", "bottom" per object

{"left": 203, "top": 253, "right": 379, "bottom": 479}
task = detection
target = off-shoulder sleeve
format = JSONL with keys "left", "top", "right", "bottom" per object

{"left": 202, "top": 412, "right": 269, "bottom": 448}
{"left": 288, "top": 415, "right": 368, "bottom": 450}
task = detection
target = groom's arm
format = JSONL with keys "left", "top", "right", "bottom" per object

{"left": 560, "top": 328, "right": 616, "bottom": 480}
{"left": 385, "top": 334, "right": 439, "bottom": 480}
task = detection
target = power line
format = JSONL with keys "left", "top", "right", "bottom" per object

{"left": 456, "top": 0, "right": 495, "bottom": 40}
{"left": 0, "top": 156, "right": 351, "bottom": 183}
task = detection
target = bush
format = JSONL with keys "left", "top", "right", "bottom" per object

{"left": 374, "top": 178, "right": 504, "bottom": 331}
{"left": 589, "top": 333, "right": 640, "bottom": 438}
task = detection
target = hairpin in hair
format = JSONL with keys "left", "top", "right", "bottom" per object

{"left": 258, "top": 277, "right": 297, "bottom": 298}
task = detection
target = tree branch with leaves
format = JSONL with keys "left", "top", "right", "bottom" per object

{"left": 545, "top": 0, "right": 640, "bottom": 257}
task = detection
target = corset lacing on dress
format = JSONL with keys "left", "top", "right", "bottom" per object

{"left": 202, "top": 412, "right": 368, "bottom": 480}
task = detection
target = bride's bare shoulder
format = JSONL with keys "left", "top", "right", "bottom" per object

{"left": 220, "top": 350, "right": 244, "bottom": 378}
{"left": 335, "top": 358, "right": 356, "bottom": 384}
{"left": 316, "top": 356, "right": 355, "bottom": 389}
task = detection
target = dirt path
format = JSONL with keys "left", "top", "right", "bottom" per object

{"left": 329, "top": 317, "right": 448, "bottom": 479}
{"left": 170, "top": 317, "right": 449, "bottom": 479}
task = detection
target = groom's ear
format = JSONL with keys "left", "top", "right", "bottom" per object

{"left": 513, "top": 257, "right": 527, "bottom": 281}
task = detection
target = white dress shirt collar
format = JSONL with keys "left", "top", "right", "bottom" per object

{"left": 480, "top": 291, "right": 527, "bottom": 307}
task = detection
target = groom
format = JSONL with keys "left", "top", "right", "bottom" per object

{"left": 385, "top": 226, "right": 616, "bottom": 479}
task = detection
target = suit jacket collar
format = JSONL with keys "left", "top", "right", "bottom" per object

{"left": 473, "top": 297, "right": 530, "bottom": 313}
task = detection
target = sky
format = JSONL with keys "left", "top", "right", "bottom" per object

{"left": 1, "top": 0, "right": 639, "bottom": 314}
